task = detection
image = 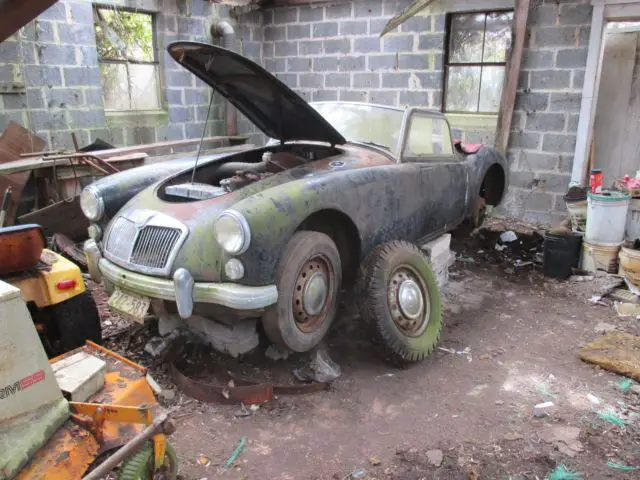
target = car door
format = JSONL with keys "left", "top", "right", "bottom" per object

{"left": 398, "top": 109, "right": 468, "bottom": 238}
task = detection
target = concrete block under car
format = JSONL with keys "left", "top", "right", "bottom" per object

{"left": 421, "top": 234, "right": 455, "bottom": 288}
{"left": 52, "top": 351, "right": 106, "bottom": 402}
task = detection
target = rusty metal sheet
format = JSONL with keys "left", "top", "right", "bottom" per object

{"left": 52, "top": 233, "right": 87, "bottom": 269}
{"left": 169, "top": 347, "right": 329, "bottom": 405}
{"left": 0, "top": 121, "right": 46, "bottom": 225}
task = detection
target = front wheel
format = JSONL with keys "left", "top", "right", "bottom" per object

{"left": 262, "top": 231, "right": 342, "bottom": 352}
{"left": 357, "top": 241, "right": 442, "bottom": 364}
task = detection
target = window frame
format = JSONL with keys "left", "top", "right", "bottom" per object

{"left": 93, "top": 4, "right": 163, "bottom": 113}
{"left": 443, "top": 9, "right": 513, "bottom": 115}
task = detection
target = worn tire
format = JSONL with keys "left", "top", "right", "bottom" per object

{"left": 357, "top": 241, "right": 442, "bottom": 364}
{"left": 117, "top": 441, "right": 178, "bottom": 480}
{"left": 50, "top": 291, "right": 102, "bottom": 352}
{"left": 262, "top": 231, "right": 342, "bottom": 352}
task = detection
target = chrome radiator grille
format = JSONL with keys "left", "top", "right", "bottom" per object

{"left": 130, "top": 226, "right": 181, "bottom": 269}
{"left": 104, "top": 214, "right": 184, "bottom": 274}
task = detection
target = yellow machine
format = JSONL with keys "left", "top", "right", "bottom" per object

{"left": 0, "top": 277, "right": 177, "bottom": 480}
{"left": 0, "top": 224, "right": 102, "bottom": 355}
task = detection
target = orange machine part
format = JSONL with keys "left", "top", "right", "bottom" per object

{"left": 15, "top": 422, "right": 99, "bottom": 480}
{"left": 0, "top": 224, "right": 45, "bottom": 275}
{"left": 15, "top": 343, "right": 159, "bottom": 479}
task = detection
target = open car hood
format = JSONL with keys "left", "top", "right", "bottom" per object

{"left": 168, "top": 41, "right": 346, "bottom": 145}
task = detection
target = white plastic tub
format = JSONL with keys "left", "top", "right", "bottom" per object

{"left": 581, "top": 240, "right": 622, "bottom": 273}
{"left": 585, "top": 191, "right": 631, "bottom": 243}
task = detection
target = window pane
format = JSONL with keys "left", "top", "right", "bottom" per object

{"left": 449, "top": 13, "right": 486, "bottom": 63}
{"left": 94, "top": 8, "right": 154, "bottom": 62}
{"left": 404, "top": 115, "right": 453, "bottom": 156}
{"left": 483, "top": 12, "right": 513, "bottom": 62}
{"left": 479, "top": 66, "right": 506, "bottom": 113}
{"left": 446, "top": 66, "right": 481, "bottom": 112}
{"left": 129, "top": 64, "right": 161, "bottom": 110}
{"left": 100, "top": 63, "right": 131, "bottom": 110}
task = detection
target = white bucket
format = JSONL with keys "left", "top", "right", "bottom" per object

{"left": 625, "top": 198, "right": 640, "bottom": 242}
{"left": 585, "top": 191, "right": 631, "bottom": 243}
{"left": 581, "top": 240, "right": 622, "bottom": 273}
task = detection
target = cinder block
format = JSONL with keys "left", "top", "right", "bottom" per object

{"left": 422, "top": 233, "right": 451, "bottom": 260}
{"left": 52, "top": 351, "right": 106, "bottom": 402}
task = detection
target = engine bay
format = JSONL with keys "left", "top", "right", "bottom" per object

{"left": 160, "top": 144, "right": 339, "bottom": 202}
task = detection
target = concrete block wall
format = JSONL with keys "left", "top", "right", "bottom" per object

{"left": 504, "top": 0, "right": 592, "bottom": 225}
{"left": 0, "top": 0, "right": 235, "bottom": 150}
{"left": 260, "top": 0, "right": 592, "bottom": 225}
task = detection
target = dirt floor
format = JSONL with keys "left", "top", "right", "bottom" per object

{"left": 93, "top": 221, "right": 640, "bottom": 480}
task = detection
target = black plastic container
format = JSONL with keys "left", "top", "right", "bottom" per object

{"left": 543, "top": 232, "right": 583, "bottom": 279}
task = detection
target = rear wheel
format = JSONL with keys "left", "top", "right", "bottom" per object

{"left": 50, "top": 291, "right": 102, "bottom": 352}
{"left": 262, "top": 231, "right": 342, "bottom": 352}
{"left": 357, "top": 241, "right": 442, "bottom": 364}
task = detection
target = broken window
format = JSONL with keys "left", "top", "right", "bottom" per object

{"left": 444, "top": 11, "right": 513, "bottom": 114}
{"left": 93, "top": 6, "right": 161, "bottom": 111}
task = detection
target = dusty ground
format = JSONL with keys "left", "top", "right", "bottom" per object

{"left": 94, "top": 223, "right": 640, "bottom": 480}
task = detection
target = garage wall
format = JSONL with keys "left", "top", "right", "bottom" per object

{"left": 0, "top": 0, "right": 262, "bottom": 149}
{"left": 258, "top": 0, "right": 592, "bottom": 225}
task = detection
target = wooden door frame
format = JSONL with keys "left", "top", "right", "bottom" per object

{"left": 572, "top": 0, "right": 640, "bottom": 186}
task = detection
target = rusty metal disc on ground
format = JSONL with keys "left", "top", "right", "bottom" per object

{"left": 168, "top": 343, "right": 329, "bottom": 405}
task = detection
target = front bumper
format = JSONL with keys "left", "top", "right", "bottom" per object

{"left": 84, "top": 240, "right": 278, "bottom": 318}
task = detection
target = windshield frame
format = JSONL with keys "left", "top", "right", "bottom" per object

{"left": 309, "top": 101, "right": 405, "bottom": 154}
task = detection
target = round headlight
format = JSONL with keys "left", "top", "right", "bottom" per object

{"left": 225, "top": 259, "right": 245, "bottom": 280}
{"left": 214, "top": 210, "right": 250, "bottom": 254}
{"left": 80, "top": 186, "right": 104, "bottom": 222}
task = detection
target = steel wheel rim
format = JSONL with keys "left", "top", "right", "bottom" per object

{"left": 387, "top": 265, "right": 430, "bottom": 337}
{"left": 293, "top": 254, "right": 334, "bottom": 333}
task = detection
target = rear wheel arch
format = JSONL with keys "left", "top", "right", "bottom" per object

{"left": 479, "top": 163, "right": 506, "bottom": 206}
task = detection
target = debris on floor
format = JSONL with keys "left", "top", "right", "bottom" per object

{"left": 224, "top": 436, "right": 247, "bottom": 468}
{"left": 293, "top": 347, "right": 341, "bottom": 383}
{"left": 579, "top": 331, "right": 640, "bottom": 381}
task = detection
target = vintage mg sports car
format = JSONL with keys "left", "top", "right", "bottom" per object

{"left": 82, "top": 41, "right": 508, "bottom": 363}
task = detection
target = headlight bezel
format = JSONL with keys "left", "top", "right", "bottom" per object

{"left": 214, "top": 210, "right": 251, "bottom": 255}
{"left": 80, "top": 185, "right": 105, "bottom": 222}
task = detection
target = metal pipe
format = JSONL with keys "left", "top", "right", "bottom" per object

{"left": 211, "top": 20, "right": 237, "bottom": 136}
{"left": 81, "top": 413, "right": 175, "bottom": 480}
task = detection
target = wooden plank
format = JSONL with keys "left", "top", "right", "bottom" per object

{"left": 0, "top": 0, "right": 57, "bottom": 43}
{"left": 17, "top": 197, "right": 88, "bottom": 241}
{"left": 25, "top": 135, "right": 248, "bottom": 160}
{"left": 593, "top": 32, "right": 636, "bottom": 186}
{"left": 494, "top": 0, "right": 531, "bottom": 155}
{"left": 571, "top": 4, "right": 606, "bottom": 185}
{"left": 0, "top": 152, "right": 148, "bottom": 176}
{"left": 0, "top": 122, "right": 46, "bottom": 225}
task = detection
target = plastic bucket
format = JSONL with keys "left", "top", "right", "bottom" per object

{"left": 565, "top": 198, "right": 587, "bottom": 232}
{"left": 543, "top": 232, "right": 583, "bottom": 279}
{"left": 619, "top": 246, "right": 640, "bottom": 287}
{"left": 581, "top": 240, "right": 622, "bottom": 273}
{"left": 585, "top": 191, "right": 631, "bottom": 243}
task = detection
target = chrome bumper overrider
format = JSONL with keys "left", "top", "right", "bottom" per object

{"left": 84, "top": 240, "right": 278, "bottom": 318}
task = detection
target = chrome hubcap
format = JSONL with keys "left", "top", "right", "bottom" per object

{"left": 293, "top": 255, "right": 334, "bottom": 333}
{"left": 303, "top": 271, "right": 328, "bottom": 316}
{"left": 387, "top": 267, "right": 430, "bottom": 336}
{"left": 398, "top": 279, "right": 423, "bottom": 319}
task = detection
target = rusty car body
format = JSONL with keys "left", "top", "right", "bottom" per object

{"left": 82, "top": 41, "right": 508, "bottom": 358}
